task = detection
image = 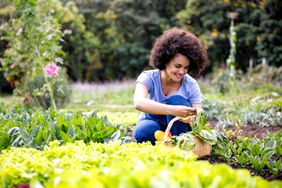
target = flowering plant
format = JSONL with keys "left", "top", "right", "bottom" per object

{"left": 23, "top": 65, "right": 70, "bottom": 109}
{"left": 43, "top": 62, "right": 61, "bottom": 110}
{"left": 44, "top": 62, "right": 59, "bottom": 78}
{"left": 1, "top": 0, "right": 71, "bottom": 109}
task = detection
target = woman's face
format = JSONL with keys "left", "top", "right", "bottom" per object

{"left": 165, "top": 53, "right": 190, "bottom": 82}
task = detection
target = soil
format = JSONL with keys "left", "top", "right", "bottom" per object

{"left": 229, "top": 124, "right": 281, "bottom": 138}
{"left": 207, "top": 120, "right": 282, "bottom": 139}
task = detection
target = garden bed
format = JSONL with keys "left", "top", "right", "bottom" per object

{"left": 1, "top": 141, "right": 280, "bottom": 188}
{"left": 202, "top": 121, "right": 282, "bottom": 181}
{"left": 227, "top": 124, "right": 282, "bottom": 138}
{"left": 208, "top": 120, "right": 282, "bottom": 138}
{"left": 200, "top": 154, "right": 282, "bottom": 181}
{"left": 126, "top": 121, "right": 282, "bottom": 181}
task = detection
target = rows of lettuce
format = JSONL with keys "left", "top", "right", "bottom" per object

{"left": 1, "top": 141, "right": 281, "bottom": 188}
{"left": 0, "top": 106, "right": 281, "bottom": 180}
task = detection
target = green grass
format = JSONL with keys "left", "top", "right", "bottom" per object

{"left": 0, "top": 94, "right": 22, "bottom": 108}
{"left": 70, "top": 87, "right": 134, "bottom": 105}
{"left": 65, "top": 88, "right": 135, "bottom": 111}
{"left": 64, "top": 81, "right": 135, "bottom": 112}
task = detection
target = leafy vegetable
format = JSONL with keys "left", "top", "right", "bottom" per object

{"left": 0, "top": 107, "right": 119, "bottom": 151}
{"left": 0, "top": 141, "right": 280, "bottom": 188}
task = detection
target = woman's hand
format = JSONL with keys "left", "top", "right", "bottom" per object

{"left": 170, "top": 105, "right": 203, "bottom": 126}
{"left": 171, "top": 105, "right": 197, "bottom": 118}
{"left": 177, "top": 106, "right": 203, "bottom": 126}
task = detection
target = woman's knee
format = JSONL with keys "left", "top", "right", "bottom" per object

{"left": 164, "top": 95, "right": 191, "bottom": 106}
{"left": 133, "top": 119, "right": 161, "bottom": 144}
{"left": 133, "top": 124, "right": 148, "bottom": 142}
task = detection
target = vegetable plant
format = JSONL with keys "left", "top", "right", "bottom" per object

{"left": 0, "top": 106, "right": 119, "bottom": 151}
{"left": 1, "top": 141, "right": 281, "bottom": 188}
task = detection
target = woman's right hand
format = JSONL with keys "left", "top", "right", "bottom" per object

{"left": 171, "top": 105, "right": 197, "bottom": 118}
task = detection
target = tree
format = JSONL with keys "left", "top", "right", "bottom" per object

{"left": 177, "top": 0, "right": 264, "bottom": 72}
{"left": 67, "top": 0, "right": 187, "bottom": 81}
{"left": 0, "top": 0, "right": 15, "bottom": 92}
{"left": 257, "top": 0, "right": 282, "bottom": 66}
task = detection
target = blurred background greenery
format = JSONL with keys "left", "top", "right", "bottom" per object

{"left": 1, "top": 0, "right": 281, "bottom": 82}
{"left": 0, "top": 0, "right": 281, "bottom": 110}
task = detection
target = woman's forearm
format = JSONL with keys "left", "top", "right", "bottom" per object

{"left": 133, "top": 97, "right": 173, "bottom": 115}
{"left": 134, "top": 97, "right": 198, "bottom": 117}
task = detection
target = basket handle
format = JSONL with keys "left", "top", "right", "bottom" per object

{"left": 163, "top": 116, "right": 195, "bottom": 141}
{"left": 163, "top": 108, "right": 201, "bottom": 141}
{"left": 163, "top": 117, "right": 179, "bottom": 141}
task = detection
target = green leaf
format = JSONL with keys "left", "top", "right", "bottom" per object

{"left": 11, "top": 135, "right": 23, "bottom": 147}
{"left": 34, "top": 129, "right": 44, "bottom": 147}
{"left": 198, "top": 130, "right": 217, "bottom": 145}
{"left": 60, "top": 131, "right": 70, "bottom": 143}
{"left": 31, "top": 124, "right": 41, "bottom": 138}
{"left": 7, "top": 127, "right": 21, "bottom": 137}
{"left": 0, "top": 130, "right": 10, "bottom": 151}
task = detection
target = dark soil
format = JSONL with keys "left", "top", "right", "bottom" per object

{"left": 207, "top": 120, "right": 282, "bottom": 138}
{"left": 201, "top": 121, "right": 282, "bottom": 181}
{"left": 227, "top": 124, "right": 282, "bottom": 138}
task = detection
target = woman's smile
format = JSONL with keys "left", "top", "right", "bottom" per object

{"left": 165, "top": 53, "right": 190, "bottom": 82}
{"left": 175, "top": 73, "right": 183, "bottom": 80}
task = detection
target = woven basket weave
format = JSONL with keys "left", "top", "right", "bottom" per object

{"left": 163, "top": 117, "right": 211, "bottom": 158}
{"left": 191, "top": 135, "right": 211, "bottom": 158}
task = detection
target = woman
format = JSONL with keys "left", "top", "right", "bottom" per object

{"left": 133, "top": 27, "right": 208, "bottom": 145}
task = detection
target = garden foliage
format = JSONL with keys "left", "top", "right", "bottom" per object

{"left": 1, "top": 0, "right": 281, "bottom": 82}
{"left": 257, "top": 0, "right": 282, "bottom": 66}
{"left": 0, "top": 0, "right": 70, "bottom": 108}
{"left": 0, "top": 106, "right": 118, "bottom": 151}
{"left": 177, "top": 0, "right": 266, "bottom": 71}
{"left": 1, "top": 141, "right": 281, "bottom": 188}
{"left": 213, "top": 130, "right": 282, "bottom": 177}
{"left": 170, "top": 110, "right": 228, "bottom": 153}
{"left": 202, "top": 64, "right": 282, "bottom": 127}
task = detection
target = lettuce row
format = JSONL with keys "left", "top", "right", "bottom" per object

{"left": 1, "top": 141, "right": 281, "bottom": 188}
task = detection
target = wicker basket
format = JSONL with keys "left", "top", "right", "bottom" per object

{"left": 191, "top": 135, "right": 211, "bottom": 158}
{"left": 163, "top": 117, "right": 211, "bottom": 158}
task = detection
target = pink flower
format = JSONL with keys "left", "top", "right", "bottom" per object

{"left": 44, "top": 62, "right": 59, "bottom": 77}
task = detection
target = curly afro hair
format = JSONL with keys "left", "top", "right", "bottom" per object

{"left": 149, "top": 27, "right": 208, "bottom": 79}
